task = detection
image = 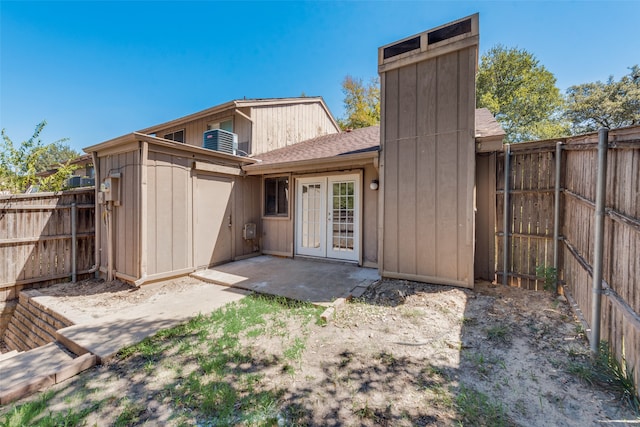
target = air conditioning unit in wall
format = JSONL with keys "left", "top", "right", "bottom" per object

{"left": 203, "top": 129, "right": 238, "bottom": 155}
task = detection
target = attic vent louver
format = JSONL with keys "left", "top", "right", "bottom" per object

{"left": 203, "top": 129, "right": 238, "bottom": 155}
{"left": 427, "top": 18, "right": 472, "bottom": 44}
{"left": 383, "top": 36, "right": 421, "bottom": 59}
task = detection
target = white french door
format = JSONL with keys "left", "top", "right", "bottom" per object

{"left": 296, "top": 174, "right": 360, "bottom": 262}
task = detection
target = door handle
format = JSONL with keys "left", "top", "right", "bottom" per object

{"left": 228, "top": 214, "right": 232, "bottom": 227}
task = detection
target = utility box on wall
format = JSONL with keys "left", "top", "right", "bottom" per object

{"left": 101, "top": 173, "right": 121, "bottom": 204}
{"left": 378, "top": 14, "right": 479, "bottom": 288}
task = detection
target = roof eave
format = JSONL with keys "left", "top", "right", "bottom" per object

{"left": 84, "top": 132, "right": 258, "bottom": 164}
{"left": 243, "top": 150, "right": 379, "bottom": 175}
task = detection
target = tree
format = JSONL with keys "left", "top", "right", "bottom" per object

{"left": 338, "top": 75, "right": 380, "bottom": 130}
{"left": 0, "top": 121, "right": 79, "bottom": 194}
{"left": 36, "top": 142, "right": 80, "bottom": 173}
{"left": 476, "top": 45, "right": 568, "bottom": 143}
{"left": 565, "top": 65, "right": 640, "bottom": 133}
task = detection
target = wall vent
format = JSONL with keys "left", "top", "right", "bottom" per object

{"left": 203, "top": 129, "right": 238, "bottom": 155}
{"left": 427, "top": 18, "right": 472, "bottom": 45}
{"left": 383, "top": 36, "right": 421, "bottom": 59}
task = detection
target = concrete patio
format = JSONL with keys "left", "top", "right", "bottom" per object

{"left": 192, "top": 255, "right": 380, "bottom": 306}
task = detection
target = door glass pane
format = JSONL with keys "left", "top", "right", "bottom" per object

{"left": 301, "top": 184, "right": 321, "bottom": 249}
{"left": 331, "top": 181, "right": 355, "bottom": 251}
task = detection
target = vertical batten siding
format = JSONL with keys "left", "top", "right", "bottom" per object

{"left": 251, "top": 103, "right": 339, "bottom": 155}
{"left": 233, "top": 176, "right": 261, "bottom": 258}
{"left": 261, "top": 218, "right": 293, "bottom": 256}
{"left": 146, "top": 150, "right": 191, "bottom": 276}
{"left": 362, "top": 163, "right": 379, "bottom": 266}
{"left": 150, "top": 112, "right": 252, "bottom": 152}
{"left": 99, "top": 149, "right": 141, "bottom": 279}
{"left": 380, "top": 47, "right": 476, "bottom": 288}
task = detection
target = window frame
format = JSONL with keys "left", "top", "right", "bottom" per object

{"left": 163, "top": 129, "right": 185, "bottom": 143}
{"left": 263, "top": 176, "right": 290, "bottom": 218}
{"left": 207, "top": 117, "right": 234, "bottom": 133}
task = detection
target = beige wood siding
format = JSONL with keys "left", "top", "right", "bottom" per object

{"left": 146, "top": 150, "right": 192, "bottom": 276}
{"left": 97, "top": 148, "right": 141, "bottom": 279}
{"left": 151, "top": 111, "right": 252, "bottom": 151}
{"left": 474, "top": 152, "right": 496, "bottom": 281}
{"left": 233, "top": 176, "right": 261, "bottom": 258}
{"left": 250, "top": 103, "right": 339, "bottom": 155}
{"left": 363, "top": 164, "right": 379, "bottom": 266}
{"left": 379, "top": 16, "right": 477, "bottom": 288}
{"left": 261, "top": 218, "right": 293, "bottom": 256}
{"left": 193, "top": 173, "right": 233, "bottom": 268}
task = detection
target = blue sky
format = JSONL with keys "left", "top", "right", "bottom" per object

{"left": 1, "top": 1, "right": 638, "bottom": 153}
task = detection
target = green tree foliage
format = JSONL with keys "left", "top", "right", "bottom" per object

{"left": 0, "top": 121, "right": 79, "bottom": 194}
{"left": 476, "top": 45, "right": 568, "bottom": 143}
{"left": 565, "top": 65, "right": 640, "bottom": 133}
{"left": 338, "top": 75, "right": 380, "bottom": 130}
{"left": 36, "top": 142, "right": 80, "bottom": 173}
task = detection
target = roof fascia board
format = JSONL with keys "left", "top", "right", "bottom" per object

{"left": 137, "top": 100, "right": 238, "bottom": 134}
{"left": 378, "top": 13, "right": 479, "bottom": 74}
{"left": 243, "top": 151, "right": 378, "bottom": 175}
{"left": 85, "top": 132, "right": 257, "bottom": 164}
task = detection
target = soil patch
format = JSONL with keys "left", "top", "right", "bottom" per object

{"left": 1, "top": 278, "right": 638, "bottom": 426}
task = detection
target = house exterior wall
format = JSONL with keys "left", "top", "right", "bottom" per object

{"left": 233, "top": 175, "right": 262, "bottom": 258}
{"left": 145, "top": 149, "right": 193, "bottom": 276}
{"left": 260, "top": 163, "right": 379, "bottom": 266}
{"left": 151, "top": 110, "right": 252, "bottom": 153}
{"left": 261, "top": 173, "right": 294, "bottom": 257}
{"left": 250, "top": 103, "right": 339, "bottom": 155}
{"left": 378, "top": 15, "right": 478, "bottom": 288}
{"left": 92, "top": 136, "right": 259, "bottom": 284}
{"left": 96, "top": 144, "right": 141, "bottom": 280}
{"left": 362, "top": 163, "right": 379, "bottom": 266}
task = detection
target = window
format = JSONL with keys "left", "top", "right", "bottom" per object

{"left": 264, "top": 177, "right": 289, "bottom": 216}
{"left": 164, "top": 129, "right": 185, "bottom": 143}
{"left": 207, "top": 119, "right": 233, "bottom": 132}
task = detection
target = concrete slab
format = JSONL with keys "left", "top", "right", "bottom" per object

{"left": 192, "top": 256, "right": 380, "bottom": 306}
{"left": 0, "top": 342, "right": 73, "bottom": 392}
{"left": 56, "top": 282, "right": 249, "bottom": 362}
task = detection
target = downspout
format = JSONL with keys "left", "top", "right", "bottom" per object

{"left": 502, "top": 144, "right": 511, "bottom": 286}
{"left": 590, "top": 128, "right": 608, "bottom": 357}
{"left": 91, "top": 151, "right": 101, "bottom": 279}
{"left": 553, "top": 141, "right": 563, "bottom": 294}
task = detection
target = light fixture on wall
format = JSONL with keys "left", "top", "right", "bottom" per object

{"left": 370, "top": 179, "right": 379, "bottom": 191}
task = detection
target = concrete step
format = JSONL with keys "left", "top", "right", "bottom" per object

{"left": 0, "top": 342, "right": 97, "bottom": 405}
{"left": 0, "top": 350, "right": 19, "bottom": 362}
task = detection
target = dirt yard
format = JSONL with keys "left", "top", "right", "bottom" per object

{"left": 2, "top": 277, "right": 638, "bottom": 426}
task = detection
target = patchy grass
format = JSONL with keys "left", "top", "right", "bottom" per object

{"left": 567, "top": 342, "right": 640, "bottom": 414}
{"left": 455, "top": 384, "right": 512, "bottom": 427}
{"left": 1, "top": 294, "right": 322, "bottom": 427}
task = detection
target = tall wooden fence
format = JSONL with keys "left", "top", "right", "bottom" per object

{"left": 0, "top": 188, "right": 95, "bottom": 336}
{"left": 490, "top": 125, "right": 640, "bottom": 390}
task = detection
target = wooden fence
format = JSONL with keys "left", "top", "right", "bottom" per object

{"left": 490, "top": 125, "right": 640, "bottom": 390}
{"left": 0, "top": 188, "right": 95, "bottom": 335}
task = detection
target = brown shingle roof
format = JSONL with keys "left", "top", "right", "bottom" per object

{"left": 250, "top": 109, "right": 503, "bottom": 168}
{"left": 475, "top": 107, "right": 505, "bottom": 139}
{"left": 252, "top": 125, "right": 379, "bottom": 166}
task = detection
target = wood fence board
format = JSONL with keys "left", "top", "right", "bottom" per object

{"left": 0, "top": 189, "right": 95, "bottom": 295}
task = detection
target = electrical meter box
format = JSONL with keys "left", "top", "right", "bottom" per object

{"left": 101, "top": 173, "right": 121, "bottom": 204}
{"left": 243, "top": 223, "right": 257, "bottom": 240}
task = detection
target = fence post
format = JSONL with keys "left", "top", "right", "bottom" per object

{"left": 591, "top": 128, "right": 608, "bottom": 356}
{"left": 71, "top": 202, "right": 77, "bottom": 283}
{"left": 503, "top": 144, "right": 511, "bottom": 286}
{"left": 553, "top": 141, "right": 562, "bottom": 294}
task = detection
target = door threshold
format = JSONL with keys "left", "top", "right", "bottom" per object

{"left": 294, "top": 255, "right": 359, "bottom": 266}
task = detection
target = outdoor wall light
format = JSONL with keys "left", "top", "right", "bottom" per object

{"left": 370, "top": 180, "right": 379, "bottom": 191}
